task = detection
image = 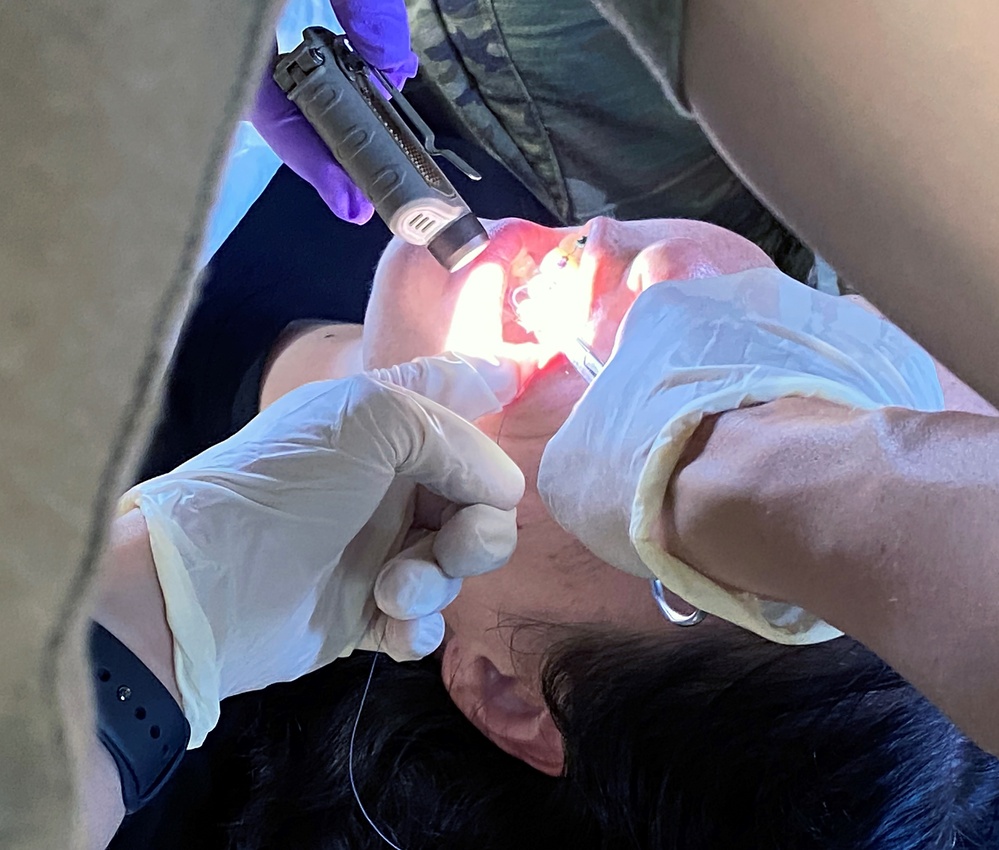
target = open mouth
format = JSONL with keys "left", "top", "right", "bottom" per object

{"left": 502, "top": 232, "right": 595, "bottom": 351}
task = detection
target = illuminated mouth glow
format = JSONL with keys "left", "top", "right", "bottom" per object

{"left": 508, "top": 236, "right": 593, "bottom": 352}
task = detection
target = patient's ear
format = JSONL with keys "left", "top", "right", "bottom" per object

{"left": 441, "top": 641, "right": 564, "bottom": 776}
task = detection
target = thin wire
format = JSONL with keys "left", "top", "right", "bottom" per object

{"left": 349, "top": 650, "right": 405, "bottom": 850}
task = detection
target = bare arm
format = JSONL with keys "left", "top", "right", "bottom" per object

{"left": 681, "top": 0, "right": 999, "bottom": 406}
{"left": 843, "top": 293, "right": 999, "bottom": 416}
{"left": 74, "top": 511, "right": 180, "bottom": 848}
{"left": 667, "top": 399, "right": 999, "bottom": 754}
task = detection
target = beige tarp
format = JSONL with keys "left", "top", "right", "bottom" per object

{"left": 0, "top": 2, "right": 281, "bottom": 846}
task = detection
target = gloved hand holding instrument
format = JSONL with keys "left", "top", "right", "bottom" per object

{"left": 250, "top": 0, "right": 418, "bottom": 223}
{"left": 251, "top": 1, "right": 489, "bottom": 270}
{"left": 538, "top": 267, "right": 946, "bottom": 645}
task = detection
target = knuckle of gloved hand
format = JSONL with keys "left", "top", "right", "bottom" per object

{"left": 434, "top": 504, "right": 518, "bottom": 577}
{"left": 536, "top": 440, "right": 565, "bottom": 504}
{"left": 341, "top": 375, "right": 406, "bottom": 440}
{"left": 369, "top": 355, "right": 508, "bottom": 423}
{"left": 536, "top": 453, "right": 589, "bottom": 536}
{"left": 352, "top": 375, "right": 436, "bottom": 464}
{"left": 383, "top": 615, "right": 445, "bottom": 662}
{"left": 330, "top": 0, "right": 410, "bottom": 67}
{"left": 375, "top": 558, "right": 461, "bottom": 620}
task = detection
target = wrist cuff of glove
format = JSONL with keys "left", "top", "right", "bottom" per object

{"left": 629, "top": 377, "right": 872, "bottom": 646}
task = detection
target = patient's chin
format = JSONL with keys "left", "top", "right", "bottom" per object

{"left": 472, "top": 360, "right": 588, "bottom": 473}
{"left": 474, "top": 411, "right": 504, "bottom": 444}
{"left": 503, "top": 357, "right": 588, "bottom": 429}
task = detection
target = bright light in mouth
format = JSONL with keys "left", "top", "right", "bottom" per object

{"left": 508, "top": 243, "right": 594, "bottom": 354}
{"left": 441, "top": 232, "right": 594, "bottom": 366}
{"left": 443, "top": 257, "right": 508, "bottom": 354}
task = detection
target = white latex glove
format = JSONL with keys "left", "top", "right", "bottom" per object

{"left": 119, "top": 353, "right": 523, "bottom": 746}
{"left": 538, "top": 268, "right": 944, "bottom": 644}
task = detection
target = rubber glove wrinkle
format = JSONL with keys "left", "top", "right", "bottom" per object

{"left": 121, "top": 356, "right": 523, "bottom": 746}
{"left": 540, "top": 268, "right": 944, "bottom": 644}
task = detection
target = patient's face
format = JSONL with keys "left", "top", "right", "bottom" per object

{"left": 363, "top": 217, "right": 774, "bottom": 744}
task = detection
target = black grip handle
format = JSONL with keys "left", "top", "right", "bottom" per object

{"left": 274, "top": 28, "right": 468, "bottom": 245}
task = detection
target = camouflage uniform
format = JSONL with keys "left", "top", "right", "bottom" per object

{"left": 405, "top": 0, "right": 811, "bottom": 280}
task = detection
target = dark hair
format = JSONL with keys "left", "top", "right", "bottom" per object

{"left": 546, "top": 628, "right": 999, "bottom": 849}
{"left": 207, "top": 627, "right": 998, "bottom": 849}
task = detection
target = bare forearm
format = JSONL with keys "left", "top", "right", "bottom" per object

{"left": 668, "top": 400, "right": 999, "bottom": 753}
{"left": 684, "top": 0, "right": 999, "bottom": 406}
{"left": 76, "top": 510, "right": 180, "bottom": 848}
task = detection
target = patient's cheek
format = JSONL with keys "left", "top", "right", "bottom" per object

{"left": 363, "top": 240, "right": 454, "bottom": 368}
{"left": 628, "top": 239, "right": 724, "bottom": 290}
{"left": 474, "top": 412, "right": 504, "bottom": 443}
{"left": 628, "top": 235, "right": 775, "bottom": 291}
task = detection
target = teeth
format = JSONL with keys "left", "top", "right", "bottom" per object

{"left": 505, "top": 233, "right": 591, "bottom": 345}
{"left": 509, "top": 248, "right": 540, "bottom": 281}
{"left": 552, "top": 233, "right": 587, "bottom": 268}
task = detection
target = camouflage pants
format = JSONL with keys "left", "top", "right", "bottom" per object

{"left": 406, "top": 0, "right": 813, "bottom": 279}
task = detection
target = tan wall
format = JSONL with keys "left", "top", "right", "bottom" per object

{"left": 0, "top": 2, "right": 282, "bottom": 846}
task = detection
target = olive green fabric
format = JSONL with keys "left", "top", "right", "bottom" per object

{"left": 591, "top": 0, "right": 692, "bottom": 114}
{"left": 406, "top": 0, "right": 734, "bottom": 225}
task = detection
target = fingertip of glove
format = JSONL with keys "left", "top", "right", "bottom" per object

{"left": 351, "top": 203, "right": 375, "bottom": 225}
{"left": 378, "top": 52, "right": 419, "bottom": 92}
{"left": 469, "top": 355, "right": 520, "bottom": 407}
{"left": 374, "top": 557, "right": 462, "bottom": 620}
{"left": 434, "top": 504, "right": 518, "bottom": 578}
{"left": 382, "top": 614, "right": 445, "bottom": 662}
{"left": 322, "top": 179, "right": 373, "bottom": 224}
{"left": 457, "top": 460, "right": 524, "bottom": 514}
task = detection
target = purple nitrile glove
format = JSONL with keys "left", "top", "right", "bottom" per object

{"left": 249, "top": 0, "right": 419, "bottom": 223}
{"left": 331, "top": 0, "right": 418, "bottom": 86}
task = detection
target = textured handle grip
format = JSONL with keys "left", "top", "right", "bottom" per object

{"left": 274, "top": 28, "right": 468, "bottom": 246}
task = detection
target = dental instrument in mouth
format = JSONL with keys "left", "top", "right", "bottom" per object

{"left": 561, "top": 336, "right": 603, "bottom": 384}
{"left": 509, "top": 235, "right": 706, "bottom": 627}
{"left": 509, "top": 235, "right": 606, "bottom": 384}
